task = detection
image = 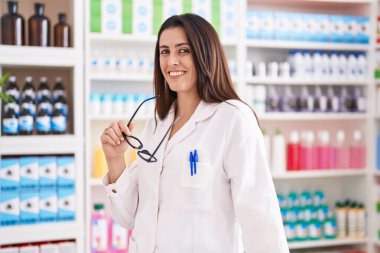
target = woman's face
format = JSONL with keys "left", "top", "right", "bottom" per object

{"left": 159, "top": 27, "right": 197, "bottom": 96}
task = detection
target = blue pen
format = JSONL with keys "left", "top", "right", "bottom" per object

{"left": 189, "top": 151, "right": 194, "bottom": 176}
{"left": 193, "top": 150, "right": 198, "bottom": 175}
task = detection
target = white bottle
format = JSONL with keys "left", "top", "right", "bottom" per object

{"left": 299, "top": 86, "right": 314, "bottom": 112}
{"left": 314, "top": 86, "right": 328, "bottom": 112}
{"left": 338, "top": 53, "right": 348, "bottom": 80}
{"left": 357, "top": 53, "right": 367, "bottom": 80}
{"left": 321, "top": 51, "right": 331, "bottom": 79}
{"left": 354, "top": 87, "right": 366, "bottom": 113}
{"left": 253, "top": 85, "right": 266, "bottom": 114}
{"left": 272, "top": 129, "right": 286, "bottom": 175}
{"left": 312, "top": 51, "right": 323, "bottom": 79}
{"left": 279, "top": 62, "right": 291, "bottom": 79}
{"left": 347, "top": 53, "right": 358, "bottom": 81}
{"left": 303, "top": 51, "right": 313, "bottom": 79}
{"left": 327, "top": 87, "right": 340, "bottom": 113}
{"left": 330, "top": 52, "right": 340, "bottom": 80}
{"left": 262, "top": 129, "right": 271, "bottom": 168}
{"left": 246, "top": 61, "right": 253, "bottom": 79}
{"left": 293, "top": 50, "right": 305, "bottom": 79}
{"left": 267, "top": 61, "right": 279, "bottom": 79}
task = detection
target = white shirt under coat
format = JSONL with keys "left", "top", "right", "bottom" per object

{"left": 103, "top": 99, "right": 289, "bottom": 253}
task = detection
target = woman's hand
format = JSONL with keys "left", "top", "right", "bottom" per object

{"left": 100, "top": 120, "right": 135, "bottom": 160}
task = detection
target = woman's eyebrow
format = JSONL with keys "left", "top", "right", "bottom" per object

{"left": 159, "top": 42, "right": 189, "bottom": 49}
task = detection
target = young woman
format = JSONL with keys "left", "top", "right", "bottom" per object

{"left": 101, "top": 13, "right": 289, "bottom": 253}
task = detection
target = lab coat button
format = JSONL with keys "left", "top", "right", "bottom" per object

{"left": 112, "top": 189, "right": 117, "bottom": 193}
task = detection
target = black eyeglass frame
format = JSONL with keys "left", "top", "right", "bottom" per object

{"left": 122, "top": 95, "right": 180, "bottom": 163}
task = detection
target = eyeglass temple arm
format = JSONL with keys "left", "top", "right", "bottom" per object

{"left": 148, "top": 115, "right": 181, "bottom": 159}
{"left": 127, "top": 95, "right": 159, "bottom": 127}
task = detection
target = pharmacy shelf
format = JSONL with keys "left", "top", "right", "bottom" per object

{"left": 273, "top": 169, "right": 367, "bottom": 180}
{"left": 90, "top": 73, "right": 153, "bottom": 82}
{"left": 0, "top": 46, "right": 80, "bottom": 67}
{"left": 0, "top": 222, "right": 83, "bottom": 245}
{"left": 259, "top": 113, "right": 368, "bottom": 121}
{"left": 246, "top": 78, "right": 368, "bottom": 86}
{"left": 90, "top": 178, "right": 103, "bottom": 186}
{"left": 248, "top": 0, "right": 372, "bottom": 4}
{"left": 90, "top": 33, "right": 237, "bottom": 47}
{"left": 246, "top": 40, "right": 370, "bottom": 52}
{"left": 90, "top": 115, "right": 153, "bottom": 122}
{"left": 0, "top": 136, "right": 83, "bottom": 155}
{"left": 288, "top": 238, "right": 368, "bottom": 250}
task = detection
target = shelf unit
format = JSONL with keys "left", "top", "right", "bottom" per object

{"left": 83, "top": 0, "right": 377, "bottom": 253}
{"left": 0, "top": 0, "right": 85, "bottom": 250}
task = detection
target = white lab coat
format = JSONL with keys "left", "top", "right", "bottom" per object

{"left": 103, "top": 99, "right": 289, "bottom": 253}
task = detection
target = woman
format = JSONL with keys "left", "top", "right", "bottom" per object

{"left": 101, "top": 13, "right": 289, "bottom": 253}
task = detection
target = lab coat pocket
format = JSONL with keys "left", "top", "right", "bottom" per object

{"left": 174, "top": 160, "right": 214, "bottom": 210}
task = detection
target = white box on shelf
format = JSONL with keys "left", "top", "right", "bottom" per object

{"left": 192, "top": 0, "right": 212, "bottom": 23}
{"left": 101, "top": 0, "right": 122, "bottom": 34}
{"left": 39, "top": 190, "right": 58, "bottom": 222}
{"left": 0, "top": 192, "right": 19, "bottom": 226}
{"left": 221, "top": 0, "right": 236, "bottom": 41}
{"left": 58, "top": 242, "right": 76, "bottom": 253}
{"left": 20, "top": 191, "right": 39, "bottom": 224}
{"left": 0, "top": 248, "right": 19, "bottom": 253}
{"left": 58, "top": 188, "right": 76, "bottom": 221}
{"left": 19, "top": 246, "right": 39, "bottom": 253}
{"left": 39, "top": 156, "right": 57, "bottom": 190}
{"left": 19, "top": 157, "right": 39, "bottom": 191}
{"left": 133, "top": 0, "right": 153, "bottom": 36}
{"left": 163, "top": 0, "right": 182, "bottom": 20}
{"left": 57, "top": 156, "right": 76, "bottom": 189}
{"left": 40, "top": 244, "right": 59, "bottom": 253}
{"left": 0, "top": 158, "right": 20, "bottom": 192}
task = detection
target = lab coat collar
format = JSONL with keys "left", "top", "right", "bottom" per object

{"left": 160, "top": 100, "right": 220, "bottom": 157}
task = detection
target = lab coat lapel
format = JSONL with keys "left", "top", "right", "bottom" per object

{"left": 164, "top": 100, "right": 219, "bottom": 157}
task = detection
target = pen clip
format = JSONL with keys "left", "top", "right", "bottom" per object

{"left": 193, "top": 150, "right": 198, "bottom": 175}
{"left": 189, "top": 151, "right": 194, "bottom": 176}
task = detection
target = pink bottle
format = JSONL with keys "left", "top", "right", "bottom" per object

{"left": 349, "top": 130, "right": 366, "bottom": 169}
{"left": 91, "top": 203, "right": 109, "bottom": 253}
{"left": 331, "top": 130, "right": 349, "bottom": 169}
{"left": 287, "top": 131, "right": 301, "bottom": 171}
{"left": 301, "top": 131, "right": 316, "bottom": 170}
{"left": 110, "top": 218, "right": 130, "bottom": 253}
{"left": 316, "top": 131, "right": 331, "bottom": 169}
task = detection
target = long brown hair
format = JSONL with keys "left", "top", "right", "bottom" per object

{"left": 154, "top": 13, "right": 244, "bottom": 120}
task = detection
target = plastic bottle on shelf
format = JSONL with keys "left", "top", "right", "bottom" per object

{"left": 28, "top": 3, "right": 51, "bottom": 46}
{"left": 339, "top": 87, "right": 353, "bottom": 113}
{"left": 110, "top": 219, "right": 130, "bottom": 253}
{"left": 21, "top": 95, "right": 36, "bottom": 117}
{"left": 349, "top": 130, "right": 366, "bottom": 169}
{"left": 327, "top": 86, "right": 339, "bottom": 113}
{"left": 101, "top": 93, "right": 112, "bottom": 114}
{"left": 303, "top": 51, "right": 313, "bottom": 79}
{"left": 112, "top": 93, "right": 124, "bottom": 115}
{"left": 4, "top": 75, "right": 20, "bottom": 104}
{"left": 54, "top": 13, "right": 71, "bottom": 47}
{"left": 324, "top": 208, "right": 337, "bottom": 239}
{"left": 37, "top": 77, "right": 51, "bottom": 102}
{"left": 2, "top": 107, "right": 18, "bottom": 135}
{"left": 321, "top": 51, "right": 331, "bottom": 79}
{"left": 316, "top": 131, "right": 331, "bottom": 169}
{"left": 266, "top": 86, "right": 280, "bottom": 112}
{"left": 18, "top": 103, "right": 34, "bottom": 135}
{"left": 262, "top": 129, "right": 271, "bottom": 168}
{"left": 313, "top": 86, "right": 327, "bottom": 112}
{"left": 36, "top": 103, "right": 51, "bottom": 135}
{"left": 347, "top": 52, "right": 357, "bottom": 80}
{"left": 287, "top": 131, "right": 301, "bottom": 171}
{"left": 356, "top": 52, "right": 367, "bottom": 79}
{"left": 356, "top": 203, "right": 366, "bottom": 238}
{"left": 52, "top": 77, "right": 67, "bottom": 103}
{"left": 272, "top": 129, "right": 286, "bottom": 175}
{"left": 22, "top": 76, "right": 36, "bottom": 102}
{"left": 347, "top": 201, "right": 357, "bottom": 238}
{"left": 90, "top": 92, "right": 101, "bottom": 115}
{"left": 300, "top": 131, "right": 315, "bottom": 170}
{"left": 1, "top": 1, "right": 25, "bottom": 45}
{"left": 335, "top": 201, "right": 347, "bottom": 239}
{"left": 330, "top": 52, "right": 340, "bottom": 80}
{"left": 298, "top": 86, "right": 314, "bottom": 112}
{"left": 51, "top": 103, "right": 67, "bottom": 134}
{"left": 312, "top": 51, "right": 323, "bottom": 79}
{"left": 338, "top": 52, "right": 347, "bottom": 80}
{"left": 352, "top": 87, "right": 366, "bottom": 113}
{"left": 333, "top": 130, "right": 349, "bottom": 169}
{"left": 281, "top": 86, "right": 297, "bottom": 112}
{"left": 91, "top": 203, "right": 109, "bottom": 253}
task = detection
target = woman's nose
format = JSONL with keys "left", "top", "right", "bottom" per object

{"left": 168, "top": 55, "right": 179, "bottom": 66}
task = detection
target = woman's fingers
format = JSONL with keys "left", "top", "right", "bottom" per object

{"left": 118, "top": 120, "right": 132, "bottom": 138}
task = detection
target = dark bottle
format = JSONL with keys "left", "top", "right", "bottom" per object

{"left": 4, "top": 76, "right": 20, "bottom": 103}
{"left": 37, "top": 76, "right": 51, "bottom": 103}
{"left": 52, "top": 77, "right": 66, "bottom": 102}
{"left": 1, "top": 1, "right": 25, "bottom": 45}
{"left": 2, "top": 107, "right": 18, "bottom": 135}
{"left": 18, "top": 104, "right": 34, "bottom": 135}
{"left": 28, "top": 3, "right": 50, "bottom": 47}
{"left": 21, "top": 96, "right": 36, "bottom": 117}
{"left": 36, "top": 103, "right": 51, "bottom": 135}
{"left": 54, "top": 96, "right": 68, "bottom": 116}
{"left": 54, "top": 13, "right": 70, "bottom": 47}
{"left": 38, "top": 96, "right": 53, "bottom": 116}
{"left": 51, "top": 103, "right": 67, "bottom": 134}
{"left": 22, "top": 76, "right": 36, "bottom": 103}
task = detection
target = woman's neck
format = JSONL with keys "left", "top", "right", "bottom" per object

{"left": 176, "top": 93, "right": 201, "bottom": 119}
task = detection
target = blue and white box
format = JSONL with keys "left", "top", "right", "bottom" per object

{"left": 39, "top": 156, "right": 57, "bottom": 189}
{"left": 58, "top": 188, "right": 76, "bottom": 221}
{"left": 357, "top": 16, "right": 370, "bottom": 44}
{"left": 39, "top": 190, "right": 57, "bottom": 222}
{"left": 20, "top": 157, "right": 39, "bottom": 191}
{"left": 163, "top": 0, "right": 182, "bottom": 20}
{"left": 303, "top": 14, "right": 318, "bottom": 41}
{"left": 330, "top": 15, "right": 346, "bottom": 43}
{"left": 316, "top": 14, "right": 330, "bottom": 42}
{"left": 0, "top": 192, "right": 19, "bottom": 226}
{"left": 274, "top": 12, "right": 290, "bottom": 41}
{"left": 57, "top": 156, "right": 75, "bottom": 189}
{"left": 259, "top": 12, "right": 275, "bottom": 40}
{"left": 20, "top": 191, "right": 39, "bottom": 224}
{"left": 344, "top": 15, "right": 358, "bottom": 43}
{"left": 288, "top": 13, "right": 304, "bottom": 41}
{"left": 133, "top": 0, "right": 153, "bottom": 36}
{"left": 1, "top": 158, "right": 20, "bottom": 192}
{"left": 246, "top": 10, "right": 260, "bottom": 39}
{"left": 221, "top": 0, "right": 236, "bottom": 41}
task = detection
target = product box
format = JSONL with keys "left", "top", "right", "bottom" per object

{"left": 163, "top": 0, "right": 182, "bottom": 21}
{"left": 102, "top": 0, "right": 122, "bottom": 34}
{"left": 246, "top": 10, "right": 260, "bottom": 39}
{"left": 0, "top": 158, "right": 20, "bottom": 192}
{"left": 90, "top": 0, "right": 102, "bottom": 33}
{"left": 220, "top": 0, "right": 236, "bottom": 41}
{"left": 303, "top": 13, "right": 318, "bottom": 42}
{"left": 0, "top": 248, "right": 19, "bottom": 253}
{"left": 192, "top": 0, "right": 212, "bottom": 23}
{"left": 0, "top": 192, "right": 19, "bottom": 226}
{"left": 344, "top": 15, "right": 358, "bottom": 43}
{"left": 357, "top": 16, "right": 370, "bottom": 44}
{"left": 59, "top": 242, "right": 76, "bottom": 253}
{"left": 19, "top": 246, "right": 39, "bottom": 253}
{"left": 58, "top": 187, "right": 76, "bottom": 221}
{"left": 132, "top": 0, "right": 153, "bottom": 36}
{"left": 330, "top": 15, "right": 346, "bottom": 43}
{"left": 19, "top": 156, "right": 39, "bottom": 191}
{"left": 274, "top": 12, "right": 290, "bottom": 41}
{"left": 289, "top": 13, "right": 306, "bottom": 41}
{"left": 40, "top": 244, "right": 59, "bottom": 253}
{"left": 259, "top": 12, "right": 275, "bottom": 40}
{"left": 57, "top": 156, "right": 75, "bottom": 188}
{"left": 39, "top": 156, "right": 57, "bottom": 189}
{"left": 316, "top": 14, "right": 330, "bottom": 42}
{"left": 39, "top": 190, "right": 57, "bottom": 222}
{"left": 20, "top": 191, "right": 39, "bottom": 224}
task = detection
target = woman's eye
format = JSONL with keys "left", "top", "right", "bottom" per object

{"left": 179, "top": 48, "right": 190, "bottom": 54}
{"left": 160, "top": 49, "right": 169, "bottom": 55}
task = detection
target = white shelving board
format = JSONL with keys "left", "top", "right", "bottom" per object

{"left": 288, "top": 238, "right": 368, "bottom": 250}
{"left": 273, "top": 170, "right": 368, "bottom": 180}
{"left": 259, "top": 113, "right": 368, "bottom": 121}
{"left": 247, "top": 78, "right": 369, "bottom": 86}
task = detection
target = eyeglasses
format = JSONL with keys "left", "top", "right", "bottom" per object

{"left": 121, "top": 95, "right": 180, "bottom": 163}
